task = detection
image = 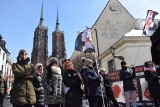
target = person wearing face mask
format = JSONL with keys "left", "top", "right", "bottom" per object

{"left": 42, "top": 57, "right": 62, "bottom": 107}
{"left": 119, "top": 61, "right": 136, "bottom": 107}
{"left": 33, "top": 63, "right": 45, "bottom": 107}
{"left": 10, "top": 49, "right": 36, "bottom": 107}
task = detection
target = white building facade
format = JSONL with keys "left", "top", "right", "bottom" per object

{"left": 0, "top": 35, "right": 13, "bottom": 94}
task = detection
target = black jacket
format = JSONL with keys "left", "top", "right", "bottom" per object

{"left": 120, "top": 67, "right": 136, "bottom": 91}
{"left": 150, "top": 27, "right": 160, "bottom": 65}
{"left": 102, "top": 74, "right": 114, "bottom": 94}
{"left": 63, "top": 70, "right": 83, "bottom": 107}
{"left": 144, "top": 70, "right": 160, "bottom": 98}
{"left": 33, "top": 75, "right": 45, "bottom": 106}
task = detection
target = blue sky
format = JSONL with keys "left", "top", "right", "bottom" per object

{"left": 0, "top": 0, "right": 160, "bottom": 62}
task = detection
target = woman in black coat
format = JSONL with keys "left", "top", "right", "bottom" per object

{"left": 63, "top": 60, "right": 83, "bottom": 107}
{"left": 144, "top": 61, "right": 160, "bottom": 107}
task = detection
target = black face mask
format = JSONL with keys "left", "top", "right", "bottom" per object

{"left": 122, "top": 66, "right": 127, "bottom": 69}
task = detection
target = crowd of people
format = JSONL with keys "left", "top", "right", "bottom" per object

{"left": 0, "top": 49, "right": 160, "bottom": 107}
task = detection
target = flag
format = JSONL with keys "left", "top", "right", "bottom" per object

{"left": 150, "top": 26, "right": 160, "bottom": 65}
{"left": 75, "top": 28, "right": 95, "bottom": 53}
{"left": 143, "top": 10, "right": 159, "bottom": 36}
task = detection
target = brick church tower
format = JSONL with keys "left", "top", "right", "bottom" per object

{"left": 52, "top": 5, "right": 66, "bottom": 63}
{"left": 31, "top": 2, "right": 48, "bottom": 67}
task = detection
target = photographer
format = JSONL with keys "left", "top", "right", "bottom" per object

{"left": 99, "top": 68, "right": 119, "bottom": 107}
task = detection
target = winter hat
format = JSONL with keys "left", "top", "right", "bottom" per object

{"left": 100, "top": 68, "right": 105, "bottom": 72}
{"left": 48, "top": 57, "right": 59, "bottom": 65}
{"left": 34, "top": 63, "right": 43, "bottom": 71}
{"left": 84, "top": 59, "right": 93, "bottom": 66}
{"left": 18, "top": 49, "right": 27, "bottom": 57}
{"left": 63, "top": 60, "right": 74, "bottom": 71}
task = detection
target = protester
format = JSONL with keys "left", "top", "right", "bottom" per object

{"left": 42, "top": 57, "right": 62, "bottom": 107}
{"left": 0, "top": 71, "right": 7, "bottom": 107}
{"left": 144, "top": 61, "right": 160, "bottom": 107}
{"left": 82, "top": 58, "right": 102, "bottom": 107}
{"left": 33, "top": 63, "right": 45, "bottom": 107}
{"left": 99, "top": 68, "right": 119, "bottom": 107}
{"left": 10, "top": 49, "right": 36, "bottom": 107}
{"left": 119, "top": 61, "right": 136, "bottom": 107}
{"left": 63, "top": 60, "right": 83, "bottom": 107}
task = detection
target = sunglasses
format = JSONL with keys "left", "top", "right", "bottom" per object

{"left": 63, "top": 59, "right": 71, "bottom": 63}
{"left": 37, "top": 66, "right": 42, "bottom": 69}
{"left": 20, "top": 52, "right": 27, "bottom": 55}
{"left": 67, "top": 64, "right": 72, "bottom": 66}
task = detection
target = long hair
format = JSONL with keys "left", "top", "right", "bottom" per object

{"left": 46, "top": 61, "right": 58, "bottom": 82}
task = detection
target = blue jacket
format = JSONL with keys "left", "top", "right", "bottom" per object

{"left": 82, "top": 67, "right": 101, "bottom": 96}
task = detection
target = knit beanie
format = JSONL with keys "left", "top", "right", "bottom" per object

{"left": 100, "top": 68, "right": 105, "bottom": 72}
{"left": 18, "top": 49, "right": 27, "bottom": 57}
{"left": 84, "top": 59, "right": 93, "bottom": 66}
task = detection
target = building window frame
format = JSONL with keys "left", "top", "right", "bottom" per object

{"left": 2, "top": 52, "right": 5, "bottom": 60}
{"left": 107, "top": 59, "right": 116, "bottom": 72}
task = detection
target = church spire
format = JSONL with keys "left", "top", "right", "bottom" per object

{"left": 55, "top": 4, "right": 60, "bottom": 31}
{"left": 38, "top": 1, "right": 44, "bottom": 27}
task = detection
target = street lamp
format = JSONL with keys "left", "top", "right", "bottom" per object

{"left": 110, "top": 46, "right": 124, "bottom": 61}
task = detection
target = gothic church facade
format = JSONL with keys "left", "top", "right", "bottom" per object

{"left": 31, "top": 3, "right": 66, "bottom": 67}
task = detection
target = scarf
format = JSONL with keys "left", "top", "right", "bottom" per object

{"left": 144, "top": 67, "right": 156, "bottom": 72}
{"left": 17, "top": 57, "right": 30, "bottom": 65}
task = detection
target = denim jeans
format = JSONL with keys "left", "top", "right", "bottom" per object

{"left": 124, "top": 90, "right": 136, "bottom": 107}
